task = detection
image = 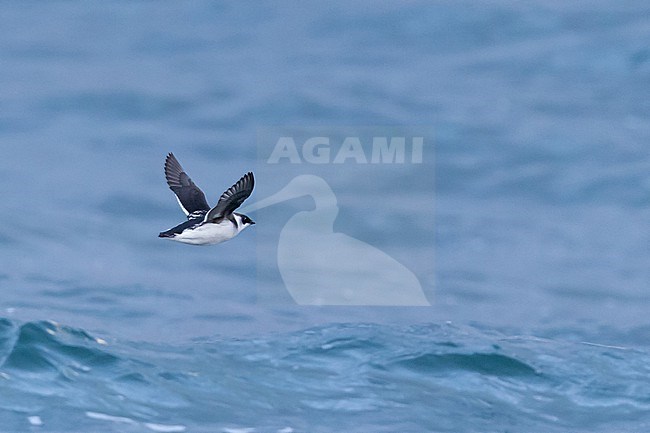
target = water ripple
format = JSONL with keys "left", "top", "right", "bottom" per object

{"left": 0, "top": 319, "right": 649, "bottom": 431}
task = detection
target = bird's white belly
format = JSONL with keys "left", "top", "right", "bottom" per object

{"left": 173, "top": 220, "right": 238, "bottom": 245}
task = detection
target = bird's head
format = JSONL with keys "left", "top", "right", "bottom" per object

{"left": 237, "top": 214, "right": 255, "bottom": 230}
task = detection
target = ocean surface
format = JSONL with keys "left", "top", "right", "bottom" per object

{"left": 1, "top": 1, "right": 650, "bottom": 432}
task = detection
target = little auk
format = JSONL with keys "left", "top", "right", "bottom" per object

{"left": 158, "top": 153, "right": 255, "bottom": 245}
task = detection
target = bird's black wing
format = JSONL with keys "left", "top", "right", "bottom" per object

{"left": 164, "top": 153, "right": 211, "bottom": 217}
{"left": 205, "top": 172, "right": 254, "bottom": 222}
{"left": 158, "top": 217, "right": 203, "bottom": 238}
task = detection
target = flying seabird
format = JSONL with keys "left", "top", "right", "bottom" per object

{"left": 158, "top": 153, "right": 255, "bottom": 245}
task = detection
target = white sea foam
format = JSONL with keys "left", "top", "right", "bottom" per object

{"left": 85, "top": 411, "right": 136, "bottom": 424}
{"left": 27, "top": 416, "right": 43, "bottom": 426}
{"left": 144, "top": 423, "right": 187, "bottom": 432}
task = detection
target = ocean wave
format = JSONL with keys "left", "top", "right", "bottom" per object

{"left": 394, "top": 352, "right": 538, "bottom": 377}
{"left": 0, "top": 319, "right": 649, "bottom": 432}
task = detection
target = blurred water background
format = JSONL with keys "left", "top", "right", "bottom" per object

{"left": 1, "top": 1, "right": 650, "bottom": 432}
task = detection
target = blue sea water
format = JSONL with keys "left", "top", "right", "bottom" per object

{"left": 1, "top": 1, "right": 650, "bottom": 431}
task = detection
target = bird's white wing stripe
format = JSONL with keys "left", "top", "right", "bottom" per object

{"left": 175, "top": 195, "right": 189, "bottom": 216}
